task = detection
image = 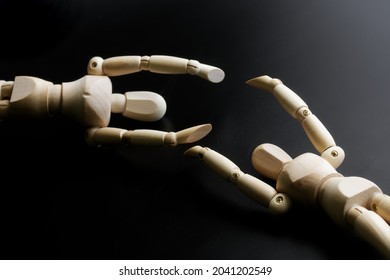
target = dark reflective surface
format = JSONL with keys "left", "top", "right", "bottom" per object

{"left": 0, "top": 0, "right": 389, "bottom": 260}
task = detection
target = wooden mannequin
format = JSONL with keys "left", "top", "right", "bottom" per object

{"left": 0, "top": 55, "right": 224, "bottom": 147}
{"left": 185, "top": 75, "right": 390, "bottom": 259}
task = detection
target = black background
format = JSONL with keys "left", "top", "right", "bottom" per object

{"left": 1, "top": 0, "right": 390, "bottom": 260}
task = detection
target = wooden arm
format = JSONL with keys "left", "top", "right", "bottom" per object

{"left": 246, "top": 75, "right": 345, "bottom": 169}
{"left": 87, "top": 55, "right": 225, "bottom": 83}
{"left": 85, "top": 124, "right": 212, "bottom": 147}
{"left": 184, "top": 145, "right": 292, "bottom": 214}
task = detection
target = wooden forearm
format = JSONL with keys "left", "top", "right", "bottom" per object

{"left": 86, "top": 127, "right": 169, "bottom": 146}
